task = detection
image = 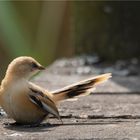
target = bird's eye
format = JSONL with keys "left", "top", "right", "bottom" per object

{"left": 31, "top": 62, "right": 38, "bottom": 69}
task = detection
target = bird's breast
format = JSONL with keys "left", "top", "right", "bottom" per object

{"left": 0, "top": 83, "right": 46, "bottom": 124}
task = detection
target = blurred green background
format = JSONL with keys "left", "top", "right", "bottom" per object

{"left": 0, "top": 1, "right": 140, "bottom": 80}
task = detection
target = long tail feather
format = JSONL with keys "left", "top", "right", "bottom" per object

{"left": 51, "top": 73, "right": 112, "bottom": 102}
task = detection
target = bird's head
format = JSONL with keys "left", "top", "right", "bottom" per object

{"left": 5, "top": 56, "right": 45, "bottom": 80}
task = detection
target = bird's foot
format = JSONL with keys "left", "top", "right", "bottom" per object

{"left": 3, "top": 122, "right": 42, "bottom": 128}
{"left": 24, "top": 122, "right": 54, "bottom": 127}
{"left": 3, "top": 122, "right": 22, "bottom": 127}
{"left": 3, "top": 121, "right": 56, "bottom": 128}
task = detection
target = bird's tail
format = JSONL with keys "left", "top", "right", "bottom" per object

{"left": 51, "top": 73, "right": 112, "bottom": 102}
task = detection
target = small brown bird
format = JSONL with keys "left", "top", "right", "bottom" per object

{"left": 0, "top": 56, "right": 111, "bottom": 126}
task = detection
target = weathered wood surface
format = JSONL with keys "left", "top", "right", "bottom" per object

{"left": 0, "top": 62, "right": 140, "bottom": 139}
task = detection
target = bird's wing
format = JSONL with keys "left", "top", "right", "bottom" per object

{"left": 28, "top": 87, "right": 61, "bottom": 120}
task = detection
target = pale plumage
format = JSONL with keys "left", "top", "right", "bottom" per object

{"left": 0, "top": 56, "right": 111, "bottom": 126}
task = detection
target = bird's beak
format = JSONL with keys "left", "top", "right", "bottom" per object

{"left": 37, "top": 65, "right": 45, "bottom": 70}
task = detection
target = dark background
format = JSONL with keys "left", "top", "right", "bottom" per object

{"left": 0, "top": 1, "right": 139, "bottom": 80}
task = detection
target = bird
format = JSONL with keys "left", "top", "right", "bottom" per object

{"left": 0, "top": 56, "right": 112, "bottom": 126}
